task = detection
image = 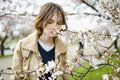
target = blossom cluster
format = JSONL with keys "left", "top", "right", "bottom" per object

{"left": 34, "top": 60, "right": 71, "bottom": 80}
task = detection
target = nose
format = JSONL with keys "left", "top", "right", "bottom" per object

{"left": 52, "top": 23, "right": 58, "bottom": 30}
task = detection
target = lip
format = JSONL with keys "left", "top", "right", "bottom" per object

{"left": 53, "top": 31, "right": 57, "bottom": 35}
{"left": 51, "top": 30, "right": 61, "bottom": 35}
{"left": 51, "top": 31, "right": 58, "bottom": 35}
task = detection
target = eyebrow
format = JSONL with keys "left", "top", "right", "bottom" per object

{"left": 49, "top": 18, "right": 62, "bottom": 22}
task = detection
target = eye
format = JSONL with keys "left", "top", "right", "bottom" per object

{"left": 47, "top": 20, "right": 53, "bottom": 24}
{"left": 57, "top": 22, "right": 63, "bottom": 25}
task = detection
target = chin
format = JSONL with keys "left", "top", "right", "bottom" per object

{"left": 50, "top": 35, "right": 57, "bottom": 37}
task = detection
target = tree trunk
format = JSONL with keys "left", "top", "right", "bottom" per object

{"left": 0, "top": 35, "right": 8, "bottom": 56}
{"left": 78, "top": 41, "right": 84, "bottom": 56}
{"left": 1, "top": 42, "right": 4, "bottom": 56}
{"left": 114, "top": 37, "right": 118, "bottom": 49}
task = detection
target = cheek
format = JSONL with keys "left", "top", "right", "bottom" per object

{"left": 45, "top": 24, "right": 52, "bottom": 29}
{"left": 43, "top": 26, "right": 51, "bottom": 33}
{"left": 58, "top": 25, "right": 62, "bottom": 30}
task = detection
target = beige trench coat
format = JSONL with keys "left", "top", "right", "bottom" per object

{"left": 11, "top": 31, "right": 68, "bottom": 80}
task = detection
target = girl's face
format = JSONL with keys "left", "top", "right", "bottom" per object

{"left": 43, "top": 13, "right": 63, "bottom": 37}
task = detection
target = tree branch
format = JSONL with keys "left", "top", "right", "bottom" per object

{"left": 81, "top": 0, "right": 99, "bottom": 12}
{"left": 0, "top": 13, "right": 37, "bottom": 17}
{"left": 79, "top": 66, "right": 92, "bottom": 80}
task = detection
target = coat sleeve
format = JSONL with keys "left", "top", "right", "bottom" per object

{"left": 10, "top": 40, "right": 24, "bottom": 80}
{"left": 58, "top": 51, "right": 70, "bottom": 80}
{"left": 62, "top": 52, "right": 70, "bottom": 80}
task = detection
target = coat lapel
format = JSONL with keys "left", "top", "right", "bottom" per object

{"left": 55, "top": 37, "right": 67, "bottom": 57}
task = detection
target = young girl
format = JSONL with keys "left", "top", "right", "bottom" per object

{"left": 11, "top": 2, "right": 68, "bottom": 80}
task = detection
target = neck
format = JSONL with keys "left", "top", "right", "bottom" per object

{"left": 39, "top": 33, "right": 54, "bottom": 46}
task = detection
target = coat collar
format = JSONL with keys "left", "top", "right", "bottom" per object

{"left": 21, "top": 31, "right": 38, "bottom": 54}
{"left": 54, "top": 37, "right": 67, "bottom": 56}
{"left": 21, "top": 31, "right": 67, "bottom": 56}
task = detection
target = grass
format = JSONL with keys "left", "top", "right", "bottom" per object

{"left": 65, "top": 41, "right": 79, "bottom": 46}
{"left": 82, "top": 66, "right": 113, "bottom": 80}
{"left": 0, "top": 54, "right": 13, "bottom": 58}
{"left": 69, "top": 62, "right": 115, "bottom": 80}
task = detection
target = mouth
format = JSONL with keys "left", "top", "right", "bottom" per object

{"left": 52, "top": 30, "right": 60, "bottom": 35}
{"left": 53, "top": 31, "right": 57, "bottom": 35}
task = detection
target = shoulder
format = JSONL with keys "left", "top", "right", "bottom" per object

{"left": 15, "top": 31, "right": 37, "bottom": 47}
{"left": 55, "top": 37, "right": 66, "bottom": 46}
{"left": 54, "top": 37, "right": 67, "bottom": 52}
{"left": 17, "top": 31, "right": 37, "bottom": 44}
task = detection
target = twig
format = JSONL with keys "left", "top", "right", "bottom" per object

{"left": 77, "top": 61, "right": 88, "bottom": 69}
{"left": 79, "top": 66, "right": 92, "bottom": 80}
{"left": 81, "top": 0, "right": 98, "bottom": 12}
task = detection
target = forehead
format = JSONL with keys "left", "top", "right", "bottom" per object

{"left": 51, "top": 12, "right": 62, "bottom": 21}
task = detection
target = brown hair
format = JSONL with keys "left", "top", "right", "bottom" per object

{"left": 34, "top": 2, "right": 68, "bottom": 35}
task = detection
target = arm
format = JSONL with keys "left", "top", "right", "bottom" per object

{"left": 62, "top": 52, "right": 70, "bottom": 80}
{"left": 10, "top": 41, "right": 23, "bottom": 80}
{"left": 58, "top": 52, "right": 70, "bottom": 80}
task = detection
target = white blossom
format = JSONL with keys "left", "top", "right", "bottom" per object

{"left": 45, "top": 60, "right": 56, "bottom": 73}
{"left": 61, "top": 25, "right": 66, "bottom": 30}
{"left": 89, "top": 57, "right": 106, "bottom": 69}
{"left": 110, "top": 32, "right": 119, "bottom": 41}
{"left": 0, "top": 32, "right": 6, "bottom": 38}
{"left": 116, "top": 68, "right": 120, "bottom": 72}
{"left": 102, "top": 74, "right": 109, "bottom": 80}
{"left": 13, "top": 31, "right": 20, "bottom": 37}
{"left": 47, "top": 60, "right": 56, "bottom": 69}
{"left": 113, "top": 77, "right": 120, "bottom": 80}
{"left": 48, "top": 77, "right": 52, "bottom": 80}
{"left": 52, "top": 70, "right": 63, "bottom": 78}
{"left": 35, "top": 67, "right": 45, "bottom": 76}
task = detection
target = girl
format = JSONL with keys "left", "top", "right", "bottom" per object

{"left": 11, "top": 2, "right": 68, "bottom": 80}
